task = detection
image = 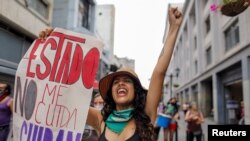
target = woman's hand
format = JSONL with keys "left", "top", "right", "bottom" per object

{"left": 168, "top": 7, "right": 183, "bottom": 28}
{"left": 193, "top": 116, "right": 199, "bottom": 120}
{"left": 185, "top": 111, "right": 192, "bottom": 122}
{"left": 173, "top": 112, "right": 180, "bottom": 120}
{"left": 38, "top": 27, "right": 54, "bottom": 41}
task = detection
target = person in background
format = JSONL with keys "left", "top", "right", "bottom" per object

{"left": 185, "top": 102, "right": 204, "bottom": 141}
{"left": 163, "top": 97, "right": 179, "bottom": 141}
{"left": 238, "top": 101, "right": 244, "bottom": 125}
{"left": 154, "top": 102, "right": 165, "bottom": 140}
{"left": 92, "top": 93, "right": 105, "bottom": 111}
{"left": 182, "top": 101, "right": 190, "bottom": 116}
{"left": 82, "top": 93, "right": 105, "bottom": 141}
{"left": 0, "top": 82, "right": 13, "bottom": 141}
{"left": 39, "top": 7, "right": 183, "bottom": 141}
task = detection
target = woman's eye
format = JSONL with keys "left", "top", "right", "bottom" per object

{"left": 125, "top": 78, "right": 133, "bottom": 83}
{"left": 113, "top": 78, "right": 133, "bottom": 84}
{"left": 113, "top": 80, "right": 118, "bottom": 85}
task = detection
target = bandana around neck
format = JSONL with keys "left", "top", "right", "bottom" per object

{"left": 105, "top": 108, "right": 134, "bottom": 134}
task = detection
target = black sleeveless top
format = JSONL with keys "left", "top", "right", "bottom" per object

{"left": 99, "top": 124, "right": 141, "bottom": 141}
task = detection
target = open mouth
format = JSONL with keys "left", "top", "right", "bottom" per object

{"left": 117, "top": 88, "right": 127, "bottom": 96}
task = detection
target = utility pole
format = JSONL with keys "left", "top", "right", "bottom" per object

{"left": 169, "top": 74, "right": 173, "bottom": 98}
{"left": 166, "top": 67, "right": 180, "bottom": 141}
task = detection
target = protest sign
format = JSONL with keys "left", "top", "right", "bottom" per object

{"left": 13, "top": 28, "right": 103, "bottom": 141}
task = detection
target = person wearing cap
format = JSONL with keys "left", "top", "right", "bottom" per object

{"left": 39, "top": 7, "right": 182, "bottom": 141}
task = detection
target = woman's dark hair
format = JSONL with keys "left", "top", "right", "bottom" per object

{"left": 5, "top": 84, "right": 11, "bottom": 95}
{"left": 101, "top": 80, "right": 155, "bottom": 141}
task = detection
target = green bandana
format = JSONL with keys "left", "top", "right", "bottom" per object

{"left": 105, "top": 108, "right": 134, "bottom": 134}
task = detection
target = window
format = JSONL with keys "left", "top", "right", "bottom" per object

{"left": 194, "top": 60, "right": 198, "bottom": 74}
{"left": 183, "top": 25, "right": 188, "bottom": 46}
{"left": 27, "top": 0, "right": 49, "bottom": 19}
{"left": 194, "top": 36, "right": 197, "bottom": 50}
{"left": 192, "top": 85, "right": 198, "bottom": 103}
{"left": 78, "top": 0, "right": 91, "bottom": 29}
{"left": 0, "top": 22, "right": 34, "bottom": 64}
{"left": 203, "top": 0, "right": 209, "bottom": 9}
{"left": 205, "top": 16, "right": 210, "bottom": 34}
{"left": 224, "top": 20, "right": 240, "bottom": 51}
{"left": 190, "top": 4, "right": 196, "bottom": 26}
{"left": 179, "top": 37, "right": 182, "bottom": 46}
{"left": 185, "top": 89, "right": 189, "bottom": 101}
{"left": 206, "top": 46, "right": 212, "bottom": 65}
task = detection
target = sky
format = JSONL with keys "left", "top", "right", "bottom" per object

{"left": 96, "top": 0, "right": 185, "bottom": 88}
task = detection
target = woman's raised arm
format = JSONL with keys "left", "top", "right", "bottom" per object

{"left": 145, "top": 7, "right": 183, "bottom": 123}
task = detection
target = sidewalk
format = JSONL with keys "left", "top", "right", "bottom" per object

{"left": 157, "top": 112, "right": 216, "bottom": 141}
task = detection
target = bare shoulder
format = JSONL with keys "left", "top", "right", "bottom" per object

{"left": 87, "top": 107, "right": 103, "bottom": 132}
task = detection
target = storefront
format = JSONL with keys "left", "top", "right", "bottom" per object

{"left": 219, "top": 62, "right": 243, "bottom": 124}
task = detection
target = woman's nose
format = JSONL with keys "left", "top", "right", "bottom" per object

{"left": 118, "top": 80, "right": 125, "bottom": 86}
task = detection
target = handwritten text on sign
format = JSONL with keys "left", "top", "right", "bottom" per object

{"left": 13, "top": 28, "right": 103, "bottom": 141}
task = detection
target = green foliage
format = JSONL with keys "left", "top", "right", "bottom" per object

{"left": 173, "top": 84, "right": 179, "bottom": 88}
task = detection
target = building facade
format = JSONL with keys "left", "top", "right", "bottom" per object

{"left": 0, "top": 0, "right": 54, "bottom": 94}
{"left": 117, "top": 56, "right": 135, "bottom": 69}
{"left": 165, "top": 0, "right": 250, "bottom": 124}
{"left": 95, "top": 4, "right": 116, "bottom": 80}
{"left": 52, "top": 0, "right": 96, "bottom": 35}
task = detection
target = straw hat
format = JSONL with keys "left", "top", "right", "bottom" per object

{"left": 99, "top": 67, "right": 144, "bottom": 100}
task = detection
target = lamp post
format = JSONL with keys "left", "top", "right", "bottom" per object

{"left": 168, "top": 68, "right": 180, "bottom": 98}
{"left": 169, "top": 68, "right": 180, "bottom": 141}
{"left": 169, "top": 74, "right": 173, "bottom": 98}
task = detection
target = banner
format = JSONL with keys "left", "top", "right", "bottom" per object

{"left": 13, "top": 28, "right": 103, "bottom": 141}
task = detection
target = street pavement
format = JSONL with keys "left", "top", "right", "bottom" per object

{"left": 157, "top": 112, "right": 216, "bottom": 141}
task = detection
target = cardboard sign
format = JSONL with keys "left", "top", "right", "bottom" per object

{"left": 13, "top": 28, "right": 103, "bottom": 141}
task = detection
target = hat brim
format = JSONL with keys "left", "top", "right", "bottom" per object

{"left": 99, "top": 71, "right": 143, "bottom": 100}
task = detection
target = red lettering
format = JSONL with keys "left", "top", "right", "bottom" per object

{"left": 42, "top": 84, "right": 57, "bottom": 104}
{"left": 55, "top": 42, "right": 72, "bottom": 83}
{"left": 49, "top": 32, "right": 85, "bottom": 82}
{"left": 46, "top": 104, "right": 55, "bottom": 126}
{"left": 26, "top": 39, "right": 42, "bottom": 78}
{"left": 35, "top": 101, "right": 44, "bottom": 124}
{"left": 51, "top": 32, "right": 86, "bottom": 43}
{"left": 36, "top": 38, "right": 56, "bottom": 79}
{"left": 26, "top": 31, "right": 100, "bottom": 87}
{"left": 67, "top": 44, "right": 83, "bottom": 84}
{"left": 49, "top": 34, "right": 65, "bottom": 81}
{"left": 60, "top": 107, "right": 77, "bottom": 129}
{"left": 42, "top": 84, "right": 69, "bottom": 127}
{"left": 82, "top": 48, "right": 100, "bottom": 89}
{"left": 55, "top": 105, "right": 63, "bottom": 127}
